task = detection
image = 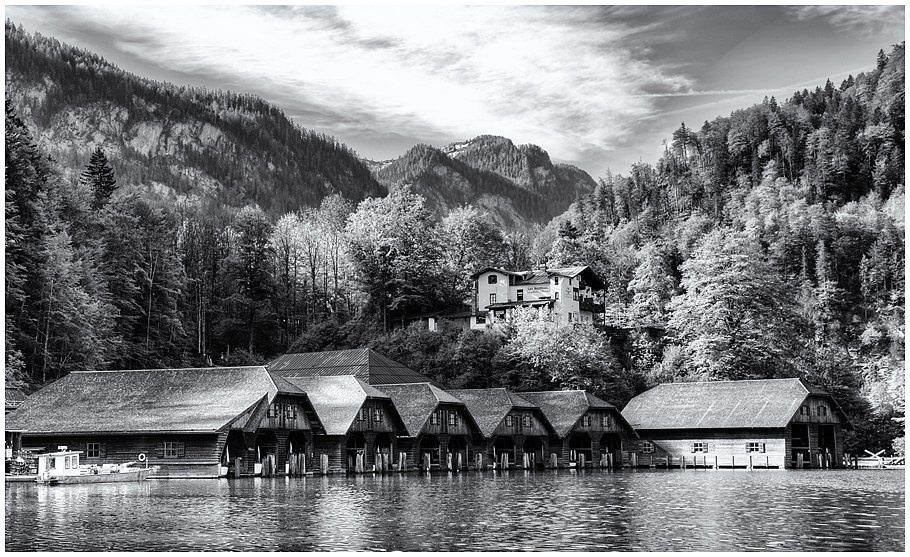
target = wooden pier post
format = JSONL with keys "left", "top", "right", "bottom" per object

{"left": 234, "top": 457, "right": 242, "bottom": 478}
{"left": 501, "top": 453, "right": 509, "bottom": 470}
{"left": 356, "top": 453, "right": 364, "bottom": 474}
{"left": 578, "top": 453, "right": 585, "bottom": 469}
{"left": 475, "top": 453, "right": 482, "bottom": 471}
{"left": 680, "top": 455, "right": 686, "bottom": 470}
{"left": 424, "top": 453, "right": 431, "bottom": 471}
{"left": 457, "top": 452, "right": 463, "bottom": 472}
{"left": 321, "top": 454, "right": 329, "bottom": 475}
{"left": 714, "top": 455, "right": 718, "bottom": 469}
{"left": 796, "top": 453, "right": 804, "bottom": 469}
{"left": 550, "top": 453, "right": 558, "bottom": 469}
{"left": 631, "top": 453, "right": 638, "bottom": 468}
{"left": 748, "top": 455, "right": 753, "bottom": 470}
{"left": 446, "top": 452, "right": 453, "bottom": 471}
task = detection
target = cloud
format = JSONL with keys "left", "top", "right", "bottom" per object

{"left": 786, "top": 5, "right": 905, "bottom": 36}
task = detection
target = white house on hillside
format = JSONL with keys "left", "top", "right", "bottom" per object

{"left": 468, "top": 266, "right": 605, "bottom": 329}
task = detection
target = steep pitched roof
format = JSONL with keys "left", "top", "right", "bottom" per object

{"left": 5, "top": 387, "right": 28, "bottom": 411}
{"left": 5, "top": 367, "right": 281, "bottom": 434}
{"left": 268, "top": 348, "right": 438, "bottom": 386}
{"left": 621, "top": 378, "right": 848, "bottom": 431}
{"left": 376, "top": 383, "right": 474, "bottom": 437}
{"left": 281, "top": 376, "right": 394, "bottom": 436}
{"left": 446, "top": 388, "right": 550, "bottom": 438}
{"left": 520, "top": 390, "right": 635, "bottom": 438}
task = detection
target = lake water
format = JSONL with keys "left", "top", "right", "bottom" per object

{"left": 5, "top": 468, "right": 905, "bottom": 551}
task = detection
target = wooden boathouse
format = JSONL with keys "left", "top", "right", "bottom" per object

{"left": 620, "top": 378, "right": 851, "bottom": 469}
{"left": 3, "top": 367, "right": 322, "bottom": 478}
{"left": 269, "top": 348, "right": 441, "bottom": 386}
{"left": 281, "top": 376, "right": 407, "bottom": 473}
{"left": 520, "top": 391, "right": 637, "bottom": 469}
{"left": 377, "top": 383, "right": 482, "bottom": 471}
{"left": 446, "top": 388, "right": 554, "bottom": 469}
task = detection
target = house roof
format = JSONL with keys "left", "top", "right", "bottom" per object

{"left": 4, "top": 367, "right": 285, "bottom": 434}
{"left": 621, "top": 378, "right": 850, "bottom": 431}
{"left": 376, "top": 383, "right": 475, "bottom": 437}
{"left": 472, "top": 265, "right": 605, "bottom": 290}
{"left": 519, "top": 390, "right": 636, "bottom": 438}
{"left": 268, "top": 348, "right": 438, "bottom": 387}
{"left": 281, "top": 376, "right": 394, "bottom": 436}
{"left": 5, "top": 387, "right": 28, "bottom": 410}
{"left": 445, "top": 388, "right": 551, "bottom": 438}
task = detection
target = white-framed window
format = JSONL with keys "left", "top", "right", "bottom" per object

{"left": 374, "top": 408, "right": 384, "bottom": 423}
{"left": 581, "top": 415, "right": 591, "bottom": 427}
{"left": 746, "top": 442, "right": 765, "bottom": 453}
{"left": 488, "top": 274, "right": 498, "bottom": 284}
{"left": 640, "top": 441, "right": 654, "bottom": 454}
{"left": 86, "top": 443, "right": 101, "bottom": 458}
{"left": 489, "top": 293, "right": 497, "bottom": 305}
{"left": 817, "top": 406, "right": 827, "bottom": 417}
{"left": 517, "top": 289, "right": 524, "bottom": 301}
{"left": 430, "top": 411, "right": 439, "bottom": 425}
{"left": 573, "top": 288, "right": 579, "bottom": 301}
{"left": 360, "top": 408, "right": 369, "bottom": 421}
{"left": 555, "top": 292, "right": 559, "bottom": 300}
{"left": 285, "top": 404, "right": 297, "bottom": 420}
{"left": 568, "top": 312, "right": 573, "bottom": 322}
{"left": 800, "top": 404, "right": 809, "bottom": 416}
{"left": 601, "top": 415, "right": 612, "bottom": 428}
{"left": 692, "top": 442, "right": 708, "bottom": 453}
{"left": 522, "top": 415, "right": 531, "bottom": 427}
{"left": 448, "top": 412, "right": 457, "bottom": 426}
{"left": 505, "top": 415, "right": 514, "bottom": 427}
{"left": 164, "top": 442, "right": 180, "bottom": 458}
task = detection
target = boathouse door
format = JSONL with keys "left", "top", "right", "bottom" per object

{"left": 601, "top": 433, "right": 622, "bottom": 464}
{"left": 791, "top": 424, "right": 810, "bottom": 467}
{"left": 522, "top": 437, "right": 544, "bottom": 469}
{"left": 346, "top": 433, "right": 366, "bottom": 471}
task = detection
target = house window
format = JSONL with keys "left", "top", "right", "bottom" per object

{"left": 476, "top": 315, "right": 486, "bottom": 324}
{"left": 581, "top": 415, "right": 591, "bottom": 427}
{"left": 800, "top": 404, "right": 809, "bottom": 416}
{"left": 573, "top": 288, "right": 579, "bottom": 301}
{"left": 488, "top": 274, "right": 498, "bottom": 284}
{"left": 86, "top": 443, "right": 101, "bottom": 458}
{"left": 517, "top": 289, "right": 524, "bottom": 302}
{"left": 746, "top": 442, "right": 765, "bottom": 453}
{"left": 601, "top": 416, "right": 612, "bottom": 428}
{"left": 553, "top": 277, "right": 559, "bottom": 286}
{"left": 448, "top": 412, "right": 457, "bottom": 426}
{"left": 568, "top": 312, "right": 573, "bottom": 322}
{"left": 505, "top": 415, "right": 514, "bottom": 427}
{"left": 817, "top": 406, "right": 827, "bottom": 417}
{"left": 430, "top": 412, "right": 439, "bottom": 425}
{"left": 641, "top": 441, "right": 654, "bottom": 454}
{"left": 374, "top": 409, "right": 384, "bottom": 423}
{"left": 65, "top": 456, "right": 72, "bottom": 470}
{"left": 164, "top": 442, "right": 180, "bottom": 458}
{"left": 692, "top": 442, "right": 708, "bottom": 453}
{"left": 490, "top": 293, "right": 497, "bottom": 305}
{"left": 555, "top": 292, "right": 559, "bottom": 300}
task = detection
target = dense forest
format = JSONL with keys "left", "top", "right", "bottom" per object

{"left": 4, "top": 26, "right": 904, "bottom": 455}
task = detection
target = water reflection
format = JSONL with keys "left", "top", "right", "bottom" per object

{"left": 5, "top": 469, "right": 904, "bottom": 551}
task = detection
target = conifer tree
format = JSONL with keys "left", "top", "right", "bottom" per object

{"left": 81, "top": 148, "right": 117, "bottom": 209}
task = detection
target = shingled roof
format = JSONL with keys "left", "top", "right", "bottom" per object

{"left": 621, "top": 378, "right": 850, "bottom": 431}
{"left": 376, "top": 383, "right": 477, "bottom": 437}
{"left": 4, "top": 367, "right": 285, "bottom": 434}
{"left": 268, "top": 348, "right": 438, "bottom": 386}
{"left": 446, "top": 388, "right": 552, "bottom": 438}
{"left": 519, "top": 390, "right": 636, "bottom": 439}
{"left": 281, "top": 375, "right": 399, "bottom": 436}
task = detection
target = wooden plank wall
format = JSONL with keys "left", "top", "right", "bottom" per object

{"left": 630, "top": 429, "right": 788, "bottom": 468}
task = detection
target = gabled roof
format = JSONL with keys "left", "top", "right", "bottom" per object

{"left": 281, "top": 376, "right": 396, "bottom": 436}
{"left": 472, "top": 265, "right": 605, "bottom": 290}
{"left": 446, "top": 388, "right": 552, "bottom": 438}
{"left": 470, "top": 267, "right": 526, "bottom": 279}
{"left": 621, "top": 378, "right": 850, "bottom": 431}
{"left": 268, "top": 348, "right": 438, "bottom": 386}
{"left": 5, "top": 367, "right": 285, "bottom": 434}
{"left": 519, "top": 390, "right": 637, "bottom": 438}
{"left": 376, "top": 383, "right": 479, "bottom": 437}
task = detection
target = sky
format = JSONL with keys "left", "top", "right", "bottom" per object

{"left": 5, "top": 4, "right": 905, "bottom": 178}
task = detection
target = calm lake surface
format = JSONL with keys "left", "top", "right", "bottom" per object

{"left": 5, "top": 468, "right": 905, "bottom": 551}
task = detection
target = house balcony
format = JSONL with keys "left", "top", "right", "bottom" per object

{"left": 580, "top": 298, "right": 604, "bottom": 313}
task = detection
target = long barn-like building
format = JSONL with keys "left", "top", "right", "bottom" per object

{"left": 620, "top": 378, "right": 851, "bottom": 469}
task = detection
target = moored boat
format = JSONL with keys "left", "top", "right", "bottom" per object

{"left": 36, "top": 448, "right": 155, "bottom": 485}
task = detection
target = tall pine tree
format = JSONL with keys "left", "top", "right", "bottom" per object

{"left": 81, "top": 148, "right": 117, "bottom": 209}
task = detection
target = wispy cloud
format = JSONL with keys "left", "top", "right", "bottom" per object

{"left": 5, "top": 4, "right": 904, "bottom": 176}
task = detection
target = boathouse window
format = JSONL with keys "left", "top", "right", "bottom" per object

{"left": 601, "top": 416, "right": 612, "bottom": 428}
{"left": 158, "top": 441, "right": 186, "bottom": 458}
{"left": 488, "top": 274, "right": 498, "bottom": 284}
{"left": 448, "top": 412, "right": 457, "bottom": 426}
{"left": 505, "top": 415, "right": 514, "bottom": 427}
{"left": 360, "top": 408, "right": 369, "bottom": 421}
{"left": 430, "top": 411, "right": 439, "bottom": 425}
{"left": 692, "top": 442, "right": 708, "bottom": 453}
{"left": 285, "top": 404, "right": 297, "bottom": 420}
{"left": 86, "top": 443, "right": 102, "bottom": 458}
{"left": 523, "top": 415, "right": 531, "bottom": 427}
{"left": 746, "top": 442, "right": 765, "bottom": 453}
{"left": 817, "top": 406, "right": 827, "bottom": 417}
{"left": 374, "top": 409, "right": 383, "bottom": 423}
{"left": 640, "top": 441, "right": 654, "bottom": 454}
{"left": 800, "top": 404, "right": 809, "bottom": 416}
{"left": 65, "top": 456, "right": 72, "bottom": 469}
{"left": 581, "top": 415, "right": 591, "bottom": 427}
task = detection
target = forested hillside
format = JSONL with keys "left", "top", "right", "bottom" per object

{"left": 4, "top": 23, "right": 904, "bottom": 456}
{"left": 4, "top": 21, "right": 385, "bottom": 214}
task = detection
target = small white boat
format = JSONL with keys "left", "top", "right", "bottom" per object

{"left": 36, "top": 449, "right": 154, "bottom": 485}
